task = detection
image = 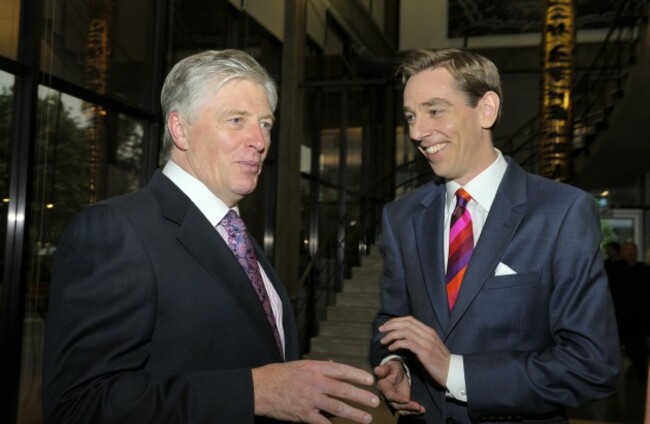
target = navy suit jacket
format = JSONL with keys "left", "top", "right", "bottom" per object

{"left": 369, "top": 158, "right": 620, "bottom": 423}
{"left": 43, "top": 170, "right": 299, "bottom": 423}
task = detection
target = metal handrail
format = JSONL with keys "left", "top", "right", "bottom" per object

{"left": 495, "top": 0, "right": 648, "bottom": 173}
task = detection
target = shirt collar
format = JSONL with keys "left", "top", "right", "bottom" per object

{"left": 162, "top": 160, "right": 238, "bottom": 226}
{"left": 445, "top": 149, "right": 508, "bottom": 212}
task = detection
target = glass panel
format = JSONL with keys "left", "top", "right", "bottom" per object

{"left": 0, "top": 0, "right": 20, "bottom": 59}
{"left": 601, "top": 208, "right": 644, "bottom": 260}
{"left": 0, "top": 70, "right": 14, "bottom": 305}
{"left": 319, "top": 91, "right": 343, "bottom": 186}
{"left": 320, "top": 127, "right": 340, "bottom": 185}
{"left": 170, "top": 0, "right": 229, "bottom": 55}
{"left": 41, "top": 0, "right": 155, "bottom": 108}
{"left": 318, "top": 184, "right": 340, "bottom": 268}
{"left": 16, "top": 86, "right": 145, "bottom": 424}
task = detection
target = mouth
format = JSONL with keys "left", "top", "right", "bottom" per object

{"left": 421, "top": 142, "right": 449, "bottom": 155}
{"left": 238, "top": 160, "right": 262, "bottom": 172}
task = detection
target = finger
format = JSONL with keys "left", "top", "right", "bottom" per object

{"left": 373, "top": 364, "right": 390, "bottom": 379}
{"left": 303, "top": 409, "right": 334, "bottom": 424}
{"left": 381, "top": 316, "right": 434, "bottom": 337}
{"left": 319, "top": 361, "right": 375, "bottom": 386}
{"left": 323, "top": 380, "right": 381, "bottom": 409}
{"left": 316, "top": 396, "right": 373, "bottom": 424}
{"left": 392, "top": 400, "right": 425, "bottom": 413}
{"left": 378, "top": 315, "right": 415, "bottom": 331}
{"left": 377, "top": 381, "right": 409, "bottom": 404}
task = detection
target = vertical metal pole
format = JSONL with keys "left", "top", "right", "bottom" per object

{"left": 0, "top": 0, "right": 42, "bottom": 422}
{"left": 336, "top": 89, "right": 349, "bottom": 290}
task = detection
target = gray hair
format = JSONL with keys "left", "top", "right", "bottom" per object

{"left": 160, "top": 49, "right": 278, "bottom": 159}
{"left": 398, "top": 48, "right": 503, "bottom": 125}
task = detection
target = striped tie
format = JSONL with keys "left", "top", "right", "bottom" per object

{"left": 446, "top": 188, "right": 474, "bottom": 309}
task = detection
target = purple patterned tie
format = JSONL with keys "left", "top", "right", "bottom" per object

{"left": 221, "top": 210, "right": 284, "bottom": 358}
{"left": 446, "top": 188, "right": 474, "bottom": 309}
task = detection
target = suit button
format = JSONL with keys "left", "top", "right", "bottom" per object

{"left": 445, "top": 418, "right": 457, "bottom": 424}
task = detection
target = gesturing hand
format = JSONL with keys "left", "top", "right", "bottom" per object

{"left": 374, "top": 359, "right": 425, "bottom": 416}
{"left": 252, "top": 360, "right": 380, "bottom": 423}
{"left": 379, "top": 316, "right": 451, "bottom": 386}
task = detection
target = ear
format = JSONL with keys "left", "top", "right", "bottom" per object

{"left": 480, "top": 91, "right": 500, "bottom": 129}
{"left": 167, "top": 111, "right": 189, "bottom": 151}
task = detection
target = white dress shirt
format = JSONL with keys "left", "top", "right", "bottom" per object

{"left": 162, "top": 160, "right": 285, "bottom": 354}
{"left": 444, "top": 149, "right": 508, "bottom": 402}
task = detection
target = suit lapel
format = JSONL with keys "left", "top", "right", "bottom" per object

{"left": 413, "top": 184, "right": 449, "bottom": 331}
{"left": 446, "top": 160, "right": 528, "bottom": 335}
{"left": 150, "top": 172, "right": 285, "bottom": 362}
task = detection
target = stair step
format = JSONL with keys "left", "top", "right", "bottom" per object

{"left": 335, "top": 292, "right": 380, "bottom": 308}
{"left": 303, "top": 351, "right": 372, "bottom": 372}
{"left": 341, "top": 280, "right": 380, "bottom": 294}
{"left": 347, "top": 273, "right": 382, "bottom": 282}
{"left": 310, "top": 337, "right": 369, "bottom": 357}
{"left": 326, "top": 305, "right": 377, "bottom": 323}
{"left": 318, "top": 321, "right": 373, "bottom": 339}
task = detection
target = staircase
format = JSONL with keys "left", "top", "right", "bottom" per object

{"left": 304, "top": 248, "right": 382, "bottom": 372}
{"left": 304, "top": 249, "right": 398, "bottom": 424}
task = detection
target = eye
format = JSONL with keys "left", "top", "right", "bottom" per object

{"left": 404, "top": 113, "right": 415, "bottom": 124}
{"left": 229, "top": 117, "right": 243, "bottom": 125}
{"left": 261, "top": 120, "right": 273, "bottom": 131}
{"left": 428, "top": 109, "right": 440, "bottom": 117}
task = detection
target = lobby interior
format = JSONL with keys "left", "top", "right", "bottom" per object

{"left": 1, "top": 1, "right": 650, "bottom": 423}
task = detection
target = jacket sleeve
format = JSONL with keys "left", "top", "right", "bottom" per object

{"left": 369, "top": 205, "right": 414, "bottom": 368}
{"left": 42, "top": 204, "right": 256, "bottom": 424}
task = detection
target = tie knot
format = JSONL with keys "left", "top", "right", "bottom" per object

{"left": 455, "top": 188, "right": 472, "bottom": 209}
{"left": 221, "top": 209, "right": 246, "bottom": 235}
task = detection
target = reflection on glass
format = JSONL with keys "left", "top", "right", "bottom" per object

{"left": 16, "top": 86, "right": 145, "bottom": 424}
{"left": 0, "top": 70, "right": 14, "bottom": 307}
{"left": 0, "top": 0, "right": 20, "bottom": 59}
{"left": 41, "top": 0, "right": 153, "bottom": 107}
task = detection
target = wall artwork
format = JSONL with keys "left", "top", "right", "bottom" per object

{"left": 448, "top": 0, "right": 623, "bottom": 38}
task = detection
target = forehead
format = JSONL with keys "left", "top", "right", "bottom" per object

{"left": 210, "top": 79, "right": 272, "bottom": 111}
{"left": 403, "top": 67, "right": 462, "bottom": 104}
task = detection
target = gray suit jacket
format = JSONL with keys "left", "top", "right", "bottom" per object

{"left": 369, "top": 158, "right": 620, "bottom": 423}
{"left": 43, "top": 170, "right": 299, "bottom": 423}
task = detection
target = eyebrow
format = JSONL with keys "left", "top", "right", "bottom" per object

{"left": 221, "top": 108, "right": 275, "bottom": 123}
{"left": 403, "top": 97, "right": 453, "bottom": 113}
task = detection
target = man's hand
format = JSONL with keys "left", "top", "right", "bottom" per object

{"left": 252, "top": 360, "right": 380, "bottom": 424}
{"left": 374, "top": 359, "right": 425, "bottom": 416}
{"left": 379, "top": 316, "right": 451, "bottom": 386}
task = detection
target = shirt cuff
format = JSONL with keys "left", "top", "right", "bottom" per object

{"left": 380, "top": 355, "right": 412, "bottom": 385}
{"left": 446, "top": 354, "right": 467, "bottom": 402}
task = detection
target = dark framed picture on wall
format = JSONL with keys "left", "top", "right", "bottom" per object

{"left": 448, "top": 0, "right": 626, "bottom": 38}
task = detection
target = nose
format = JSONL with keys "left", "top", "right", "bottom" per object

{"left": 409, "top": 115, "right": 431, "bottom": 142}
{"left": 248, "top": 124, "right": 268, "bottom": 153}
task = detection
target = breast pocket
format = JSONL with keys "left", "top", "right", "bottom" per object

{"left": 483, "top": 270, "right": 542, "bottom": 290}
{"left": 461, "top": 271, "right": 544, "bottom": 351}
